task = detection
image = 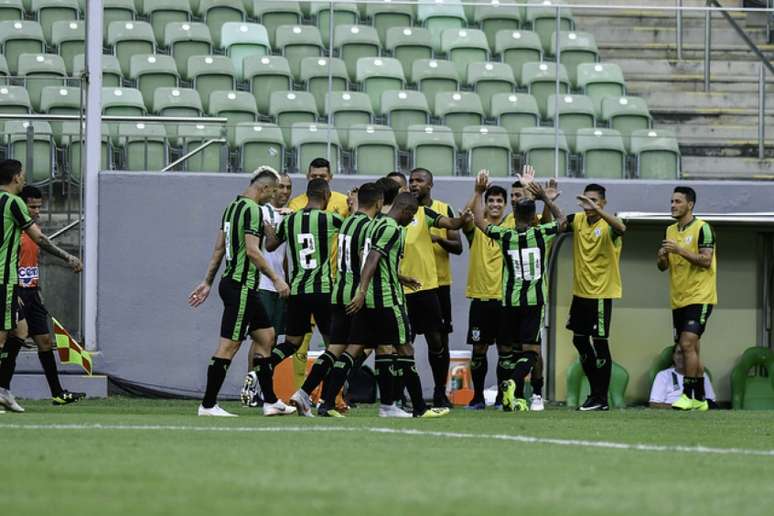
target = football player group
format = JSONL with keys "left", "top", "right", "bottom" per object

{"left": 189, "top": 158, "right": 717, "bottom": 418}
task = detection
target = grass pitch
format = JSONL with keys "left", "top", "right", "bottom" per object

{"left": 2, "top": 398, "right": 774, "bottom": 516}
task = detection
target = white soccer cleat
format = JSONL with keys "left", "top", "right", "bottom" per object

{"left": 378, "top": 403, "right": 412, "bottom": 418}
{"left": 263, "top": 399, "right": 297, "bottom": 416}
{"left": 197, "top": 404, "right": 237, "bottom": 417}
{"left": 240, "top": 371, "right": 258, "bottom": 407}
{"left": 530, "top": 394, "right": 544, "bottom": 412}
{"left": 0, "top": 387, "right": 25, "bottom": 413}
{"left": 289, "top": 389, "right": 313, "bottom": 417}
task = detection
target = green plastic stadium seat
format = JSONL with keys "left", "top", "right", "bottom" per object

{"left": 300, "top": 56, "right": 348, "bottom": 113}
{"left": 525, "top": 0, "right": 574, "bottom": 50}
{"left": 291, "top": 121, "right": 340, "bottom": 174}
{"left": 60, "top": 120, "right": 111, "bottom": 179}
{"left": 208, "top": 89, "right": 258, "bottom": 145}
{"left": 310, "top": 2, "right": 357, "bottom": 47}
{"left": 73, "top": 54, "right": 122, "bottom": 88}
{"left": 546, "top": 94, "right": 595, "bottom": 152}
{"left": 103, "top": 0, "right": 136, "bottom": 43}
{"left": 406, "top": 124, "right": 456, "bottom": 175}
{"left": 107, "top": 20, "right": 155, "bottom": 76}
{"left": 385, "top": 26, "right": 433, "bottom": 82}
{"left": 324, "top": 91, "right": 372, "bottom": 148}
{"left": 441, "top": 28, "right": 489, "bottom": 81}
{"left": 0, "top": 55, "right": 6, "bottom": 84}
{"left": 577, "top": 62, "right": 626, "bottom": 118}
{"left": 0, "top": 85, "right": 32, "bottom": 117}
{"left": 475, "top": 3, "right": 522, "bottom": 49}
{"left": 348, "top": 124, "right": 398, "bottom": 175}
{"left": 334, "top": 24, "right": 380, "bottom": 82}
{"left": 0, "top": 0, "right": 23, "bottom": 21}
{"left": 565, "top": 359, "right": 628, "bottom": 409}
{"left": 575, "top": 128, "right": 626, "bottom": 179}
{"left": 467, "top": 62, "right": 516, "bottom": 118}
{"left": 601, "top": 96, "right": 652, "bottom": 149}
{"left": 250, "top": 1, "right": 301, "bottom": 46}
{"left": 495, "top": 29, "right": 542, "bottom": 85}
{"left": 39, "top": 86, "right": 79, "bottom": 143}
{"left": 144, "top": 0, "right": 191, "bottom": 45}
{"left": 491, "top": 92, "right": 540, "bottom": 152}
{"left": 244, "top": 55, "right": 291, "bottom": 114}
{"left": 176, "top": 123, "right": 227, "bottom": 172}
{"left": 102, "top": 87, "right": 146, "bottom": 142}
{"left": 435, "top": 91, "right": 485, "bottom": 148}
{"left": 32, "top": 0, "right": 78, "bottom": 45}
{"left": 17, "top": 53, "right": 66, "bottom": 112}
{"left": 0, "top": 20, "right": 45, "bottom": 74}
{"left": 197, "top": 0, "right": 245, "bottom": 48}
{"left": 117, "top": 121, "right": 168, "bottom": 171}
{"left": 51, "top": 21, "right": 84, "bottom": 75}
{"left": 165, "top": 22, "right": 213, "bottom": 76}
{"left": 630, "top": 128, "right": 680, "bottom": 180}
{"left": 6, "top": 120, "right": 55, "bottom": 184}
{"left": 550, "top": 31, "right": 598, "bottom": 88}
{"left": 381, "top": 90, "right": 430, "bottom": 150}
{"left": 462, "top": 125, "right": 511, "bottom": 177}
{"left": 129, "top": 54, "right": 179, "bottom": 110}
{"left": 234, "top": 122, "right": 284, "bottom": 173}
{"left": 221, "top": 22, "right": 270, "bottom": 80}
{"left": 356, "top": 57, "right": 405, "bottom": 112}
{"left": 269, "top": 90, "right": 318, "bottom": 145}
{"left": 187, "top": 55, "right": 235, "bottom": 111}
{"left": 731, "top": 347, "right": 774, "bottom": 410}
{"left": 367, "top": 3, "right": 414, "bottom": 45}
{"left": 417, "top": 0, "right": 465, "bottom": 52}
{"left": 646, "top": 345, "right": 714, "bottom": 393}
{"left": 275, "top": 24, "right": 323, "bottom": 80}
{"left": 153, "top": 87, "right": 202, "bottom": 116}
{"left": 522, "top": 61, "right": 570, "bottom": 119}
{"left": 519, "top": 126, "right": 569, "bottom": 177}
{"left": 412, "top": 58, "right": 459, "bottom": 109}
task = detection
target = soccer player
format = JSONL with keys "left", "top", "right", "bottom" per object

{"left": 657, "top": 186, "right": 716, "bottom": 412}
{"left": 386, "top": 171, "right": 410, "bottom": 193}
{"left": 189, "top": 170, "right": 292, "bottom": 417}
{"left": 566, "top": 184, "right": 626, "bottom": 411}
{"left": 264, "top": 179, "right": 343, "bottom": 416}
{"left": 0, "top": 160, "right": 83, "bottom": 414}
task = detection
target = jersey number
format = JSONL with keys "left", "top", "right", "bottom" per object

{"left": 507, "top": 248, "right": 542, "bottom": 281}
{"left": 224, "top": 222, "right": 232, "bottom": 262}
{"left": 338, "top": 234, "right": 353, "bottom": 273}
{"left": 361, "top": 237, "right": 373, "bottom": 270}
{"left": 297, "top": 233, "right": 317, "bottom": 270}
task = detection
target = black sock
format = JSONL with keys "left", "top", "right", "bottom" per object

{"left": 302, "top": 350, "right": 336, "bottom": 395}
{"left": 253, "top": 356, "right": 277, "bottom": 404}
{"left": 682, "top": 376, "right": 695, "bottom": 398}
{"left": 694, "top": 376, "right": 706, "bottom": 401}
{"left": 496, "top": 351, "right": 513, "bottom": 400}
{"left": 398, "top": 356, "right": 426, "bottom": 414}
{"left": 320, "top": 352, "right": 354, "bottom": 409}
{"left": 0, "top": 336, "right": 24, "bottom": 389}
{"left": 38, "top": 350, "right": 63, "bottom": 397}
{"left": 510, "top": 351, "right": 538, "bottom": 399}
{"left": 470, "top": 352, "right": 488, "bottom": 402}
{"left": 572, "top": 335, "right": 598, "bottom": 396}
{"left": 202, "top": 357, "right": 231, "bottom": 408}
{"left": 428, "top": 345, "right": 448, "bottom": 394}
{"left": 592, "top": 339, "right": 612, "bottom": 401}
{"left": 375, "top": 354, "right": 395, "bottom": 406}
{"left": 391, "top": 354, "right": 405, "bottom": 403}
{"left": 251, "top": 354, "right": 261, "bottom": 369}
{"left": 531, "top": 376, "right": 544, "bottom": 397}
{"left": 270, "top": 341, "right": 296, "bottom": 368}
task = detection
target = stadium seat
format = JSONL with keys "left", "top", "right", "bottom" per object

{"left": 39, "top": 86, "right": 79, "bottom": 143}
{"left": 0, "top": 54, "right": 6, "bottom": 83}
{"left": 333, "top": 24, "right": 380, "bottom": 81}
{"left": 117, "top": 121, "right": 168, "bottom": 171}
{"left": 144, "top": 0, "right": 191, "bottom": 46}
{"left": 356, "top": 56, "right": 405, "bottom": 112}
{"left": 565, "top": 358, "right": 628, "bottom": 409}
{"left": 325, "top": 91, "right": 372, "bottom": 147}
{"left": 0, "top": 0, "right": 23, "bottom": 21}
{"left": 187, "top": 55, "right": 235, "bottom": 111}
{"left": 275, "top": 24, "right": 323, "bottom": 80}
{"left": 348, "top": 124, "right": 398, "bottom": 175}
{"left": 646, "top": 345, "right": 714, "bottom": 394}
{"left": 129, "top": 54, "right": 179, "bottom": 110}
{"left": 467, "top": 62, "right": 516, "bottom": 118}
{"left": 525, "top": 0, "right": 574, "bottom": 50}
{"left": 441, "top": 28, "right": 489, "bottom": 81}
{"left": 730, "top": 347, "right": 774, "bottom": 410}
{"left": 197, "top": 0, "right": 245, "bottom": 48}
{"left": 417, "top": 0, "right": 466, "bottom": 52}
{"left": 234, "top": 122, "right": 284, "bottom": 173}
{"left": 176, "top": 123, "right": 227, "bottom": 172}
{"left": 475, "top": 3, "right": 522, "bottom": 49}
{"left": 107, "top": 20, "right": 155, "bottom": 76}
{"left": 310, "top": 2, "right": 357, "bottom": 46}
{"left": 291, "top": 121, "right": 340, "bottom": 174}
{"left": 385, "top": 27, "right": 433, "bottom": 82}
{"left": 412, "top": 59, "right": 459, "bottom": 109}
{"left": 32, "top": 0, "right": 79, "bottom": 45}
{"left": 0, "top": 20, "right": 45, "bottom": 74}
{"left": 550, "top": 31, "right": 598, "bottom": 88}
{"left": 5, "top": 120, "right": 55, "bottom": 184}
{"left": 60, "top": 120, "right": 110, "bottom": 180}
{"left": 519, "top": 126, "right": 569, "bottom": 177}
{"left": 495, "top": 29, "right": 542, "bottom": 85}
{"left": 165, "top": 22, "right": 213, "bottom": 76}
{"left": 601, "top": 96, "right": 652, "bottom": 147}
{"left": 153, "top": 87, "right": 202, "bottom": 116}
{"left": 102, "top": 86, "right": 146, "bottom": 118}
{"left": 244, "top": 55, "right": 292, "bottom": 114}
{"left": 577, "top": 62, "right": 626, "bottom": 118}
{"left": 269, "top": 90, "right": 318, "bottom": 145}
{"left": 74, "top": 54, "right": 122, "bottom": 88}
{"left": 381, "top": 90, "right": 430, "bottom": 150}
{"left": 367, "top": 3, "right": 414, "bottom": 45}
{"left": 435, "top": 91, "right": 485, "bottom": 148}
{"left": 406, "top": 124, "right": 456, "bottom": 175}
{"left": 51, "top": 20, "right": 84, "bottom": 75}
{"left": 0, "top": 85, "right": 32, "bottom": 118}
{"left": 462, "top": 125, "right": 512, "bottom": 177}
{"left": 17, "top": 53, "right": 66, "bottom": 112}
{"left": 491, "top": 92, "right": 540, "bottom": 152}
{"left": 522, "top": 61, "right": 570, "bottom": 119}
{"left": 220, "top": 22, "right": 270, "bottom": 80}
{"left": 208, "top": 89, "right": 258, "bottom": 145}
{"left": 575, "top": 128, "right": 626, "bottom": 179}
{"left": 630, "top": 128, "right": 680, "bottom": 180}
{"left": 546, "top": 94, "right": 595, "bottom": 152}
{"left": 103, "top": 0, "right": 136, "bottom": 42}
{"left": 299, "top": 56, "right": 348, "bottom": 113}
{"left": 250, "top": 1, "right": 301, "bottom": 47}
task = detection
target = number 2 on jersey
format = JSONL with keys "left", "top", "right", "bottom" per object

{"left": 298, "top": 233, "right": 318, "bottom": 270}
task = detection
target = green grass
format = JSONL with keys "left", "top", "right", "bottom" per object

{"left": 3, "top": 398, "right": 774, "bottom": 516}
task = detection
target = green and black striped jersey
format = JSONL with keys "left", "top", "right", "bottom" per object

{"left": 277, "top": 208, "right": 344, "bottom": 295}
{"left": 363, "top": 216, "right": 405, "bottom": 309}
{"left": 332, "top": 211, "right": 372, "bottom": 306}
{"left": 485, "top": 221, "right": 559, "bottom": 307}
{"left": 221, "top": 196, "right": 264, "bottom": 290}
{"left": 0, "top": 191, "right": 33, "bottom": 285}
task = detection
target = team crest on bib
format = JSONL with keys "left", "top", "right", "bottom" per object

{"left": 471, "top": 329, "right": 481, "bottom": 342}
{"left": 684, "top": 235, "right": 693, "bottom": 245}
{"left": 594, "top": 227, "right": 602, "bottom": 238}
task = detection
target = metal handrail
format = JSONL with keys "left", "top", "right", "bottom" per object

{"left": 0, "top": 114, "right": 228, "bottom": 124}
{"left": 49, "top": 217, "right": 84, "bottom": 241}
{"left": 161, "top": 138, "right": 227, "bottom": 172}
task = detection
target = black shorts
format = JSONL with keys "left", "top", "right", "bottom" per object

{"left": 329, "top": 304, "right": 353, "bottom": 345}
{"left": 219, "top": 278, "right": 271, "bottom": 342}
{"left": 496, "top": 305, "right": 543, "bottom": 346}
{"left": 348, "top": 304, "right": 410, "bottom": 348}
{"left": 467, "top": 299, "right": 500, "bottom": 346}
{"left": 673, "top": 304, "right": 714, "bottom": 341}
{"left": 405, "top": 288, "right": 442, "bottom": 338}
{"left": 18, "top": 288, "right": 49, "bottom": 336}
{"left": 566, "top": 296, "right": 613, "bottom": 339}
{"left": 437, "top": 285, "right": 453, "bottom": 334}
{"left": 259, "top": 289, "right": 287, "bottom": 335}
{"left": 285, "top": 293, "right": 332, "bottom": 338}
{"left": 0, "top": 284, "right": 19, "bottom": 332}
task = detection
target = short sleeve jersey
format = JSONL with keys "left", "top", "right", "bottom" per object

{"left": 430, "top": 199, "right": 455, "bottom": 287}
{"left": 567, "top": 212, "right": 623, "bottom": 299}
{"left": 221, "top": 196, "right": 263, "bottom": 291}
{"left": 400, "top": 206, "right": 441, "bottom": 293}
{"left": 258, "top": 204, "right": 286, "bottom": 292}
{"left": 332, "top": 211, "right": 372, "bottom": 305}
{"left": 665, "top": 218, "right": 717, "bottom": 309}
{"left": 363, "top": 216, "right": 405, "bottom": 309}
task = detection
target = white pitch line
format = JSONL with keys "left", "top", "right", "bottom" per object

{"left": 1, "top": 423, "right": 773, "bottom": 458}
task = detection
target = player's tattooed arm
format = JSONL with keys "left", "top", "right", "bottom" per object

{"left": 24, "top": 223, "right": 82, "bottom": 272}
{"left": 661, "top": 240, "right": 713, "bottom": 269}
{"left": 528, "top": 182, "right": 567, "bottom": 232}
{"left": 189, "top": 231, "right": 225, "bottom": 307}
{"left": 246, "top": 234, "right": 290, "bottom": 297}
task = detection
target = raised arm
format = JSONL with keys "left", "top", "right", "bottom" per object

{"left": 577, "top": 195, "right": 626, "bottom": 235}
{"left": 528, "top": 182, "right": 567, "bottom": 232}
{"left": 540, "top": 178, "right": 560, "bottom": 223}
{"left": 189, "top": 230, "right": 226, "bottom": 307}
{"left": 24, "top": 223, "right": 82, "bottom": 272}
{"left": 245, "top": 233, "right": 289, "bottom": 296}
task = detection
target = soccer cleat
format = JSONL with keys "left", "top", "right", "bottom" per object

{"left": 240, "top": 372, "right": 258, "bottom": 407}
{"left": 263, "top": 400, "right": 297, "bottom": 416}
{"left": 514, "top": 398, "right": 529, "bottom": 412}
{"left": 529, "top": 394, "right": 544, "bottom": 412}
{"left": 671, "top": 393, "right": 693, "bottom": 411}
{"left": 578, "top": 396, "right": 609, "bottom": 412}
{"left": 52, "top": 390, "right": 86, "bottom": 406}
{"left": 289, "top": 389, "right": 314, "bottom": 417}
{"left": 319, "top": 407, "right": 345, "bottom": 418}
{"left": 0, "top": 387, "right": 24, "bottom": 413}
{"left": 500, "top": 380, "right": 516, "bottom": 412}
{"left": 378, "top": 403, "right": 412, "bottom": 418}
{"left": 465, "top": 400, "right": 486, "bottom": 410}
{"left": 692, "top": 399, "right": 709, "bottom": 412}
{"left": 198, "top": 404, "right": 237, "bottom": 417}
{"left": 433, "top": 390, "right": 454, "bottom": 409}
{"left": 415, "top": 407, "right": 450, "bottom": 418}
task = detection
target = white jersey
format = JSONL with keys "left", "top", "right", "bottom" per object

{"left": 259, "top": 204, "right": 287, "bottom": 292}
{"left": 649, "top": 367, "right": 716, "bottom": 404}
